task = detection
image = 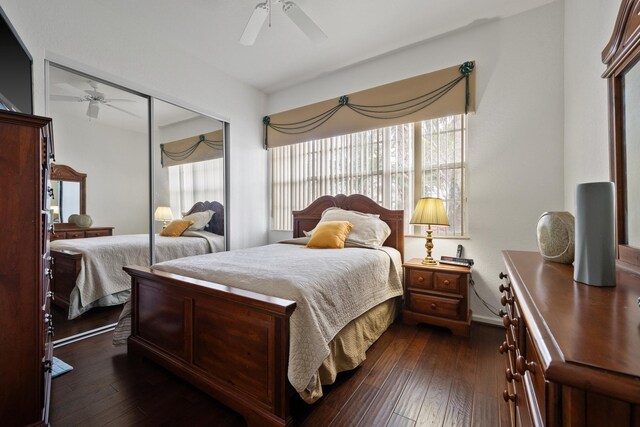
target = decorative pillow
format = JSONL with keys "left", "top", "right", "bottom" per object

{"left": 306, "top": 207, "right": 391, "bottom": 249}
{"left": 160, "top": 219, "right": 194, "bottom": 237}
{"left": 182, "top": 210, "right": 214, "bottom": 231}
{"left": 306, "top": 221, "right": 353, "bottom": 249}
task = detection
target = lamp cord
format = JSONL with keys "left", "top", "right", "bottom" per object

{"left": 469, "top": 273, "right": 502, "bottom": 317}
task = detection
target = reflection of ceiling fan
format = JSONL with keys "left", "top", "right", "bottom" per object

{"left": 240, "top": 0, "right": 327, "bottom": 46}
{"left": 50, "top": 81, "right": 139, "bottom": 119}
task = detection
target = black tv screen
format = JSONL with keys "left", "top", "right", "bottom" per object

{"left": 0, "top": 9, "right": 32, "bottom": 114}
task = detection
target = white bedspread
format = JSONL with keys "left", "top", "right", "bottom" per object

{"left": 151, "top": 243, "right": 403, "bottom": 393}
{"left": 51, "top": 232, "right": 224, "bottom": 315}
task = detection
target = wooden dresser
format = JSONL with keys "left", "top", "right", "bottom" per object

{"left": 0, "top": 111, "right": 55, "bottom": 426}
{"left": 51, "top": 224, "right": 114, "bottom": 240}
{"left": 498, "top": 251, "right": 640, "bottom": 427}
{"left": 402, "top": 258, "right": 472, "bottom": 336}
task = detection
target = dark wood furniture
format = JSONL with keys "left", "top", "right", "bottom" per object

{"left": 0, "top": 110, "right": 55, "bottom": 426}
{"left": 498, "top": 251, "right": 640, "bottom": 427}
{"left": 184, "top": 200, "right": 225, "bottom": 236}
{"left": 602, "top": 0, "right": 640, "bottom": 270}
{"left": 51, "top": 225, "right": 114, "bottom": 240}
{"left": 124, "top": 194, "right": 404, "bottom": 427}
{"left": 402, "top": 258, "right": 472, "bottom": 337}
{"left": 49, "top": 163, "right": 86, "bottom": 223}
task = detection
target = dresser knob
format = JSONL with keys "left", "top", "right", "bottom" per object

{"left": 499, "top": 309, "right": 506, "bottom": 317}
{"left": 443, "top": 280, "right": 450, "bottom": 286}
{"left": 417, "top": 276, "right": 424, "bottom": 282}
{"left": 500, "top": 295, "right": 513, "bottom": 306}
{"left": 506, "top": 368, "right": 521, "bottom": 383}
{"left": 503, "top": 390, "right": 516, "bottom": 402}
{"left": 47, "top": 325, "right": 55, "bottom": 337}
{"left": 499, "top": 283, "right": 511, "bottom": 293}
{"left": 430, "top": 303, "right": 437, "bottom": 310}
{"left": 498, "top": 341, "right": 515, "bottom": 354}
{"left": 47, "top": 186, "right": 54, "bottom": 198}
{"left": 45, "top": 268, "right": 54, "bottom": 280}
{"left": 516, "top": 355, "right": 537, "bottom": 375}
{"left": 502, "top": 314, "right": 519, "bottom": 329}
{"left": 43, "top": 359, "right": 53, "bottom": 373}
{"left": 47, "top": 291, "right": 55, "bottom": 301}
{"left": 499, "top": 272, "right": 508, "bottom": 280}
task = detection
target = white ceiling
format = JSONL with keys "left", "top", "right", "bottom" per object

{"left": 91, "top": 0, "right": 556, "bottom": 94}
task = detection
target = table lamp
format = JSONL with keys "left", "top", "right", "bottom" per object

{"left": 154, "top": 206, "right": 173, "bottom": 228}
{"left": 410, "top": 197, "right": 449, "bottom": 265}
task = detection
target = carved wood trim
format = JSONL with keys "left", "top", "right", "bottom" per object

{"left": 184, "top": 200, "right": 224, "bottom": 236}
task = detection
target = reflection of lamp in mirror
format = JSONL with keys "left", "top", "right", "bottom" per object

{"left": 154, "top": 206, "right": 173, "bottom": 228}
{"left": 410, "top": 197, "right": 449, "bottom": 265}
{"left": 50, "top": 205, "right": 59, "bottom": 223}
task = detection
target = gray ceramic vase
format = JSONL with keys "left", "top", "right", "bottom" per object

{"left": 536, "top": 211, "right": 575, "bottom": 264}
{"left": 73, "top": 214, "right": 93, "bottom": 228}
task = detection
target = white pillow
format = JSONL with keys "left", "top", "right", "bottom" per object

{"left": 182, "top": 210, "right": 214, "bottom": 231}
{"left": 305, "top": 207, "right": 391, "bottom": 249}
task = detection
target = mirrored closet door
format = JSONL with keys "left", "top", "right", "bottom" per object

{"left": 47, "top": 64, "right": 151, "bottom": 341}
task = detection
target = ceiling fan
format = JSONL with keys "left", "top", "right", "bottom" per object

{"left": 240, "top": 0, "right": 327, "bottom": 46}
{"left": 50, "top": 80, "right": 139, "bottom": 119}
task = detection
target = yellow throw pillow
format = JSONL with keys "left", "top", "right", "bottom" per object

{"left": 160, "top": 219, "right": 194, "bottom": 237}
{"left": 306, "top": 221, "right": 353, "bottom": 249}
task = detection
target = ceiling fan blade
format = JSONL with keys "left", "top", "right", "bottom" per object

{"left": 103, "top": 98, "right": 136, "bottom": 103}
{"left": 240, "top": 2, "right": 269, "bottom": 46}
{"left": 51, "top": 94, "right": 84, "bottom": 102}
{"left": 84, "top": 89, "right": 105, "bottom": 99}
{"left": 282, "top": 1, "right": 327, "bottom": 43}
{"left": 87, "top": 101, "right": 100, "bottom": 119}
{"left": 103, "top": 103, "right": 141, "bottom": 118}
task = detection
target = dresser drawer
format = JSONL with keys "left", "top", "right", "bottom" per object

{"left": 408, "top": 293, "right": 460, "bottom": 319}
{"left": 407, "top": 268, "right": 433, "bottom": 290}
{"left": 433, "top": 272, "right": 462, "bottom": 293}
{"left": 85, "top": 229, "right": 111, "bottom": 237}
{"left": 65, "top": 230, "right": 85, "bottom": 239}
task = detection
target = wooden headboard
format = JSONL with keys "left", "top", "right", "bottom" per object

{"left": 184, "top": 201, "right": 224, "bottom": 236}
{"left": 292, "top": 194, "right": 404, "bottom": 261}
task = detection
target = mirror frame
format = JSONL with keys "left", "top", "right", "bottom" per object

{"left": 50, "top": 163, "right": 87, "bottom": 224}
{"left": 602, "top": 0, "right": 640, "bottom": 268}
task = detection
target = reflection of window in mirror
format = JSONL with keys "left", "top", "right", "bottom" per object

{"left": 153, "top": 99, "right": 225, "bottom": 236}
{"left": 624, "top": 62, "right": 640, "bottom": 248}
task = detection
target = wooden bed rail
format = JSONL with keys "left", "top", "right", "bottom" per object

{"left": 124, "top": 265, "right": 297, "bottom": 427}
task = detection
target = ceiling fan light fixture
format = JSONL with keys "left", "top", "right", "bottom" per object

{"left": 86, "top": 101, "right": 100, "bottom": 119}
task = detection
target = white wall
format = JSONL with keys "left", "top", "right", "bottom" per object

{"left": 563, "top": 0, "right": 619, "bottom": 212}
{"left": 268, "top": 2, "right": 566, "bottom": 324}
{"left": 0, "top": 0, "right": 268, "bottom": 250}
{"left": 51, "top": 110, "right": 149, "bottom": 235}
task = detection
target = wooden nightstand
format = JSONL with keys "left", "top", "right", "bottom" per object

{"left": 402, "top": 258, "right": 472, "bottom": 337}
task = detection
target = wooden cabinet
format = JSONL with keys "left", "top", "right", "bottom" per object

{"left": 402, "top": 258, "right": 472, "bottom": 336}
{"left": 498, "top": 251, "right": 640, "bottom": 427}
{"left": 0, "top": 111, "right": 54, "bottom": 426}
{"left": 51, "top": 225, "right": 114, "bottom": 240}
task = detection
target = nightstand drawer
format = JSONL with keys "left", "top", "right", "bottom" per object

{"left": 407, "top": 268, "right": 433, "bottom": 290}
{"left": 408, "top": 293, "right": 460, "bottom": 319}
{"left": 433, "top": 272, "right": 461, "bottom": 293}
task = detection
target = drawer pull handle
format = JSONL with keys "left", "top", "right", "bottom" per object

{"left": 430, "top": 303, "right": 437, "bottom": 310}
{"left": 502, "top": 314, "right": 519, "bottom": 329}
{"left": 500, "top": 295, "right": 513, "bottom": 306}
{"left": 516, "top": 356, "right": 537, "bottom": 375}
{"left": 498, "top": 341, "right": 515, "bottom": 354}
{"left": 443, "top": 280, "right": 450, "bottom": 286}
{"left": 506, "top": 368, "right": 521, "bottom": 383}
{"left": 47, "top": 291, "right": 55, "bottom": 301}
{"left": 499, "top": 283, "right": 511, "bottom": 293}
{"left": 499, "top": 309, "right": 507, "bottom": 317}
{"left": 417, "top": 276, "right": 424, "bottom": 282}
{"left": 502, "top": 390, "right": 516, "bottom": 402}
{"left": 499, "top": 272, "right": 508, "bottom": 280}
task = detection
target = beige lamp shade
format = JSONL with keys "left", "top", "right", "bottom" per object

{"left": 154, "top": 206, "right": 174, "bottom": 222}
{"left": 410, "top": 197, "right": 449, "bottom": 226}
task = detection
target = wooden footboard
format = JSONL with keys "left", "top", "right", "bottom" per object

{"left": 123, "top": 266, "right": 297, "bottom": 427}
{"left": 50, "top": 249, "right": 82, "bottom": 310}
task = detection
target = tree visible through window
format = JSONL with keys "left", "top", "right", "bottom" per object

{"left": 271, "top": 115, "right": 467, "bottom": 236}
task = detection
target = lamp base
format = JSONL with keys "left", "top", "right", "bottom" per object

{"left": 421, "top": 257, "right": 438, "bottom": 265}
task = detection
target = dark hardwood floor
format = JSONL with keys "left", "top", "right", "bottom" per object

{"left": 51, "top": 304, "right": 122, "bottom": 340}
{"left": 51, "top": 322, "right": 507, "bottom": 426}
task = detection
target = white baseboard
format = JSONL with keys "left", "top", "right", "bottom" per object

{"left": 472, "top": 313, "right": 503, "bottom": 327}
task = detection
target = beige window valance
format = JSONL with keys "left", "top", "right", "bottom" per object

{"left": 161, "top": 129, "right": 223, "bottom": 167}
{"left": 264, "top": 61, "right": 475, "bottom": 148}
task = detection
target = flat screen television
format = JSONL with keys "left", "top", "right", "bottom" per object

{"left": 0, "top": 8, "right": 33, "bottom": 114}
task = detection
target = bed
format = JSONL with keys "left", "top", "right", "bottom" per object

{"left": 123, "top": 194, "right": 404, "bottom": 427}
{"left": 50, "top": 201, "right": 225, "bottom": 319}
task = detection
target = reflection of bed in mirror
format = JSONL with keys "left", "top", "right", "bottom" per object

{"left": 50, "top": 200, "right": 225, "bottom": 319}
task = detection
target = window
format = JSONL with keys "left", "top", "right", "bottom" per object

{"left": 271, "top": 115, "right": 467, "bottom": 236}
{"left": 169, "top": 158, "right": 224, "bottom": 215}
